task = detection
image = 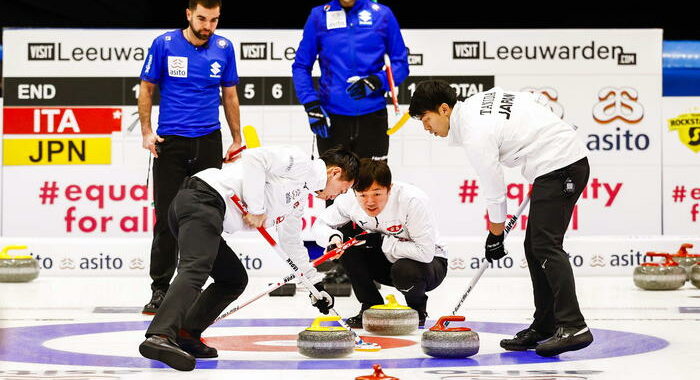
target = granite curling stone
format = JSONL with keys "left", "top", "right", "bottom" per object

{"left": 0, "top": 245, "right": 39, "bottom": 283}
{"left": 363, "top": 294, "right": 418, "bottom": 336}
{"left": 633, "top": 252, "right": 686, "bottom": 290}
{"left": 421, "top": 315, "right": 479, "bottom": 358}
{"left": 297, "top": 316, "right": 354, "bottom": 358}
{"left": 670, "top": 243, "right": 700, "bottom": 280}
{"left": 691, "top": 264, "right": 700, "bottom": 289}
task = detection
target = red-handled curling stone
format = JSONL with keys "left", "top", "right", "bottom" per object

{"left": 633, "top": 252, "right": 686, "bottom": 290}
{"left": 355, "top": 364, "right": 399, "bottom": 380}
{"left": 670, "top": 243, "right": 700, "bottom": 280}
{"left": 421, "top": 315, "right": 479, "bottom": 358}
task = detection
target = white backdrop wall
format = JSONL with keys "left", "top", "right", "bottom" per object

{"left": 2, "top": 28, "right": 694, "bottom": 278}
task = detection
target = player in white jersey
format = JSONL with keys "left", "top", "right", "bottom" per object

{"left": 409, "top": 80, "right": 593, "bottom": 357}
{"left": 139, "top": 146, "right": 359, "bottom": 371}
{"left": 312, "top": 159, "right": 448, "bottom": 328}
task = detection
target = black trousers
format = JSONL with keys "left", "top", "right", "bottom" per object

{"left": 146, "top": 176, "right": 248, "bottom": 339}
{"left": 150, "top": 129, "right": 223, "bottom": 292}
{"left": 339, "top": 232, "right": 447, "bottom": 312}
{"left": 525, "top": 157, "right": 590, "bottom": 333}
{"left": 317, "top": 108, "right": 389, "bottom": 161}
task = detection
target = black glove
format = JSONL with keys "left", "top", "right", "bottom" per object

{"left": 345, "top": 75, "right": 382, "bottom": 100}
{"left": 310, "top": 282, "right": 334, "bottom": 315}
{"left": 303, "top": 101, "right": 330, "bottom": 138}
{"left": 355, "top": 232, "right": 383, "bottom": 249}
{"left": 484, "top": 232, "right": 506, "bottom": 263}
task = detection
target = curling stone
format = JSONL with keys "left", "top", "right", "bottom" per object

{"left": 633, "top": 252, "right": 686, "bottom": 290}
{"left": 297, "top": 315, "right": 354, "bottom": 358}
{"left": 0, "top": 245, "right": 39, "bottom": 283}
{"left": 691, "top": 264, "right": 700, "bottom": 289}
{"left": 670, "top": 243, "right": 700, "bottom": 280}
{"left": 421, "top": 315, "right": 479, "bottom": 358}
{"left": 269, "top": 283, "right": 296, "bottom": 296}
{"left": 356, "top": 364, "right": 399, "bottom": 380}
{"left": 363, "top": 294, "right": 418, "bottom": 336}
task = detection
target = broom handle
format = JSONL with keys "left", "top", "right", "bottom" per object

{"left": 230, "top": 194, "right": 371, "bottom": 347}
{"left": 449, "top": 195, "right": 531, "bottom": 317}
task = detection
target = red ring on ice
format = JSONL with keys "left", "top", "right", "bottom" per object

{"left": 204, "top": 334, "right": 415, "bottom": 352}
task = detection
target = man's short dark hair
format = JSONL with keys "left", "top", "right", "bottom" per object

{"left": 408, "top": 80, "right": 457, "bottom": 119}
{"left": 355, "top": 158, "right": 392, "bottom": 192}
{"left": 189, "top": 0, "right": 221, "bottom": 10}
{"left": 319, "top": 146, "right": 360, "bottom": 182}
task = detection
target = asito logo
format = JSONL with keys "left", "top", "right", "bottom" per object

{"left": 588, "top": 87, "right": 648, "bottom": 151}
{"left": 668, "top": 112, "right": 700, "bottom": 153}
{"left": 592, "top": 88, "right": 644, "bottom": 124}
{"left": 521, "top": 87, "right": 565, "bottom": 119}
{"left": 167, "top": 56, "right": 188, "bottom": 78}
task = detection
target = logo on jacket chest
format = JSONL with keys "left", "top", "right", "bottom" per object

{"left": 358, "top": 10, "right": 373, "bottom": 26}
{"left": 285, "top": 189, "right": 302, "bottom": 204}
{"left": 209, "top": 61, "right": 222, "bottom": 78}
{"left": 384, "top": 220, "right": 404, "bottom": 235}
{"left": 326, "top": 10, "right": 347, "bottom": 30}
{"left": 167, "top": 56, "right": 188, "bottom": 78}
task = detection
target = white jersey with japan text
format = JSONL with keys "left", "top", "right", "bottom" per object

{"left": 311, "top": 181, "right": 448, "bottom": 264}
{"left": 448, "top": 87, "right": 587, "bottom": 223}
{"left": 194, "top": 145, "right": 327, "bottom": 284}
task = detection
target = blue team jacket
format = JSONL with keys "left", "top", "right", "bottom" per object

{"left": 292, "top": 0, "right": 409, "bottom": 116}
{"left": 140, "top": 30, "right": 238, "bottom": 137}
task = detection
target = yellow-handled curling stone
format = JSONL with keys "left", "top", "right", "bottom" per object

{"left": 0, "top": 245, "right": 39, "bottom": 283}
{"left": 362, "top": 294, "right": 418, "bottom": 336}
{"left": 421, "top": 315, "right": 479, "bottom": 358}
{"left": 297, "top": 316, "right": 355, "bottom": 358}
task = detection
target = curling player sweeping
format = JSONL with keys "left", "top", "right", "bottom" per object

{"left": 138, "top": 145, "right": 359, "bottom": 371}
{"left": 312, "top": 158, "right": 448, "bottom": 329}
{"left": 409, "top": 80, "right": 594, "bottom": 357}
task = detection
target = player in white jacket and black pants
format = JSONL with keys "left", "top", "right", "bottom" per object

{"left": 139, "top": 145, "right": 359, "bottom": 371}
{"left": 409, "top": 81, "right": 593, "bottom": 357}
{"left": 312, "top": 159, "right": 448, "bottom": 328}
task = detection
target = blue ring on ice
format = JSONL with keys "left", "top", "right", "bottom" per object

{"left": 0, "top": 319, "right": 668, "bottom": 370}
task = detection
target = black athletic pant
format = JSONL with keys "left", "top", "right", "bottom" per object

{"left": 150, "top": 129, "right": 223, "bottom": 293}
{"left": 317, "top": 108, "right": 389, "bottom": 161}
{"left": 146, "top": 176, "right": 248, "bottom": 339}
{"left": 525, "top": 157, "right": 590, "bottom": 333}
{"left": 339, "top": 236, "right": 447, "bottom": 313}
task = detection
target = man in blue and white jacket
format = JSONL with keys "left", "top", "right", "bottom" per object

{"left": 292, "top": 0, "right": 409, "bottom": 161}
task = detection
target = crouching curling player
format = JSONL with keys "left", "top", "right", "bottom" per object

{"left": 312, "top": 158, "right": 448, "bottom": 328}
